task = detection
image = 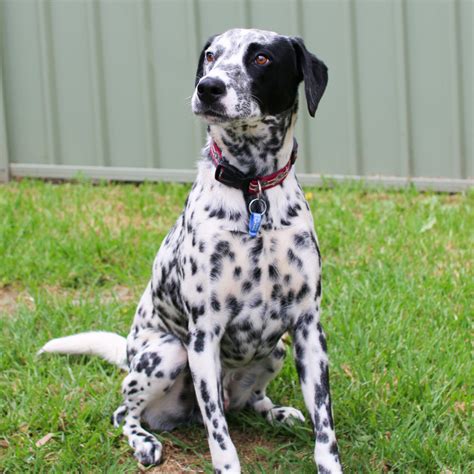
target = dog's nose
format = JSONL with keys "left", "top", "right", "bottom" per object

{"left": 197, "top": 77, "right": 226, "bottom": 104}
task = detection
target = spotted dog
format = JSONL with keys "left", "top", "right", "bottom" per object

{"left": 39, "top": 28, "right": 342, "bottom": 473}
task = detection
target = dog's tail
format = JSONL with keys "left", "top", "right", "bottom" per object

{"left": 38, "top": 331, "right": 128, "bottom": 371}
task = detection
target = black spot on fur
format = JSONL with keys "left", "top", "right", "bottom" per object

{"left": 273, "top": 346, "right": 286, "bottom": 359}
{"left": 268, "top": 263, "right": 279, "bottom": 280}
{"left": 210, "top": 252, "right": 223, "bottom": 280}
{"left": 170, "top": 367, "right": 182, "bottom": 380}
{"left": 294, "top": 231, "right": 311, "bottom": 247}
{"left": 211, "top": 293, "right": 221, "bottom": 311}
{"left": 190, "top": 257, "right": 198, "bottom": 275}
{"left": 212, "top": 431, "right": 227, "bottom": 450}
{"left": 252, "top": 267, "right": 262, "bottom": 282}
{"left": 296, "top": 283, "right": 310, "bottom": 302}
{"left": 209, "top": 207, "right": 226, "bottom": 219}
{"left": 317, "top": 432, "right": 329, "bottom": 443}
{"left": 242, "top": 280, "right": 252, "bottom": 293}
{"left": 191, "top": 304, "right": 205, "bottom": 323}
{"left": 316, "top": 278, "right": 322, "bottom": 299}
{"left": 200, "top": 379, "right": 210, "bottom": 403}
{"left": 319, "top": 333, "right": 327, "bottom": 352}
{"left": 226, "top": 295, "right": 243, "bottom": 318}
{"left": 193, "top": 330, "right": 206, "bottom": 353}
{"left": 287, "top": 248, "right": 303, "bottom": 269}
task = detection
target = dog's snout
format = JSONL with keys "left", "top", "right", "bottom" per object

{"left": 197, "top": 77, "right": 226, "bottom": 104}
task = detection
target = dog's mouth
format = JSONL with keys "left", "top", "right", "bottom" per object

{"left": 192, "top": 96, "right": 230, "bottom": 123}
{"left": 194, "top": 108, "right": 230, "bottom": 123}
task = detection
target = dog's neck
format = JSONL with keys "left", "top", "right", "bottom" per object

{"left": 206, "top": 107, "right": 298, "bottom": 177}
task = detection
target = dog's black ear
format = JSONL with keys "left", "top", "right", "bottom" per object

{"left": 290, "top": 37, "right": 328, "bottom": 117}
{"left": 195, "top": 35, "right": 218, "bottom": 86}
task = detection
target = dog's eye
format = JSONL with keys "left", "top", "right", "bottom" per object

{"left": 255, "top": 54, "right": 270, "bottom": 66}
{"left": 206, "top": 52, "right": 215, "bottom": 63}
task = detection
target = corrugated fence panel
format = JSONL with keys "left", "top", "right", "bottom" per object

{"left": 299, "top": 0, "right": 359, "bottom": 175}
{"left": 100, "top": 1, "right": 151, "bottom": 168}
{"left": 2, "top": 1, "right": 47, "bottom": 165}
{"left": 353, "top": 1, "right": 405, "bottom": 177}
{"left": 406, "top": 0, "right": 461, "bottom": 178}
{"left": 0, "top": 0, "right": 472, "bottom": 188}
{"left": 50, "top": 1, "right": 99, "bottom": 166}
{"left": 151, "top": 0, "right": 204, "bottom": 169}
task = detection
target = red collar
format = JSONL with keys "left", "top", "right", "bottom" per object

{"left": 209, "top": 140, "right": 297, "bottom": 195}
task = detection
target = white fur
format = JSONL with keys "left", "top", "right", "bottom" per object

{"left": 38, "top": 331, "right": 127, "bottom": 370}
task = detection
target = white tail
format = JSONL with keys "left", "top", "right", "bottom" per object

{"left": 38, "top": 331, "right": 128, "bottom": 370}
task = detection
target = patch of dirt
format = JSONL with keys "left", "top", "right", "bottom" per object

{"left": 149, "top": 428, "right": 281, "bottom": 473}
{"left": 0, "top": 286, "right": 34, "bottom": 316}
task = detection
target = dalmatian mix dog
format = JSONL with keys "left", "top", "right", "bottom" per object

{"left": 39, "top": 28, "right": 342, "bottom": 473}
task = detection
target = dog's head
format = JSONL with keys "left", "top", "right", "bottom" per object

{"left": 192, "top": 28, "right": 328, "bottom": 124}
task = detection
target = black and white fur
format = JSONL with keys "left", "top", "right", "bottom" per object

{"left": 39, "top": 28, "right": 342, "bottom": 473}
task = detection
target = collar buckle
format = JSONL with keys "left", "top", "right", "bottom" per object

{"left": 214, "top": 163, "right": 251, "bottom": 192}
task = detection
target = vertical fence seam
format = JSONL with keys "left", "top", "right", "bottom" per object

{"left": 454, "top": 0, "right": 466, "bottom": 178}
{"left": 136, "top": 0, "right": 157, "bottom": 168}
{"left": 37, "top": 0, "right": 60, "bottom": 165}
{"left": 143, "top": 0, "right": 159, "bottom": 168}
{"left": 86, "top": 1, "right": 109, "bottom": 167}
{"left": 0, "top": 14, "right": 9, "bottom": 181}
{"left": 393, "top": 0, "right": 413, "bottom": 177}
{"left": 243, "top": 0, "right": 252, "bottom": 28}
{"left": 347, "top": 0, "right": 363, "bottom": 175}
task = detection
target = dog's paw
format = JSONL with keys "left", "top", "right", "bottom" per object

{"left": 112, "top": 404, "right": 127, "bottom": 428}
{"left": 132, "top": 437, "right": 163, "bottom": 466}
{"left": 213, "top": 454, "right": 241, "bottom": 474}
{"left": 266, "top": 406, "right": 305, "bottom": 425}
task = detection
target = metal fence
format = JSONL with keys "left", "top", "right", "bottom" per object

{"left": 0, "top": 0, "right": 472, "bottom": 190}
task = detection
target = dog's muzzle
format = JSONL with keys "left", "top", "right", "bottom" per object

{"left": 197, "top": 77, "right": 226, "bottom": 105}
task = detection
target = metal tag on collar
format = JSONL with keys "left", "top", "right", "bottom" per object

{"left": 248, "top": 183, "right": 266, "bottom": 237}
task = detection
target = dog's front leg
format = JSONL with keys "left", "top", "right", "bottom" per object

{"left": 293, "top": 311, "right": 343, "bottom": 473}
{"left": 187, "top": 327, "right": 240, "bottom": 473}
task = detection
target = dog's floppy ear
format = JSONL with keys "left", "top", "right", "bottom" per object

{"left": 195, "top": 35, "right": 217, "bottom": 86}
{"left": 290, "top": 37, "right": 328, "bottom": 117}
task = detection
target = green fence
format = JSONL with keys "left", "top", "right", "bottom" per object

{"left": 0, "top": 0, "right": 472, "bottom": 190}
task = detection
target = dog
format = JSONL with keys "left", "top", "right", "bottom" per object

{"left": 39, "top": 28, "right": 342, "bottom": 473}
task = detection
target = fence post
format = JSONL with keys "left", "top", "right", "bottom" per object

{"left": 0, "top": 7, "right": 9, "bottom": 182}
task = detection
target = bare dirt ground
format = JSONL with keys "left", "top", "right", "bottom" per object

{"left": 148, "top": 429, "right": 282, "bottom": 473}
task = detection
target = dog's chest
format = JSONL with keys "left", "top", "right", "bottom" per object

{"left": 149, "top": 174, "right": 320, "bottom": 367}
{"left": 182, "top": 225, "right": 319, "bottom": 366}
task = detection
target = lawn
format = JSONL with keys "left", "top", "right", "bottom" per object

{"left": 0, "top": 179, "right": 472, "bottom": 473}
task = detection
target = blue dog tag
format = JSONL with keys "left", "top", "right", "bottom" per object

{"left": 248, "top": 198, "right": 267, "bottom": 237}
{"left": 249, "top": 212, "right": 262, "bottom": 237}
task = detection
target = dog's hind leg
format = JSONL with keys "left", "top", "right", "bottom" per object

{"left": 118, "top": 333, "right": 189, "bottom": 466}
{"left": 245, "top": 339, "right": 305, "bottom": 425}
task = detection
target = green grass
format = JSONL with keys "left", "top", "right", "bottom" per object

{"left": 0, "top": 179, "right": 472, "bottom": 473}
